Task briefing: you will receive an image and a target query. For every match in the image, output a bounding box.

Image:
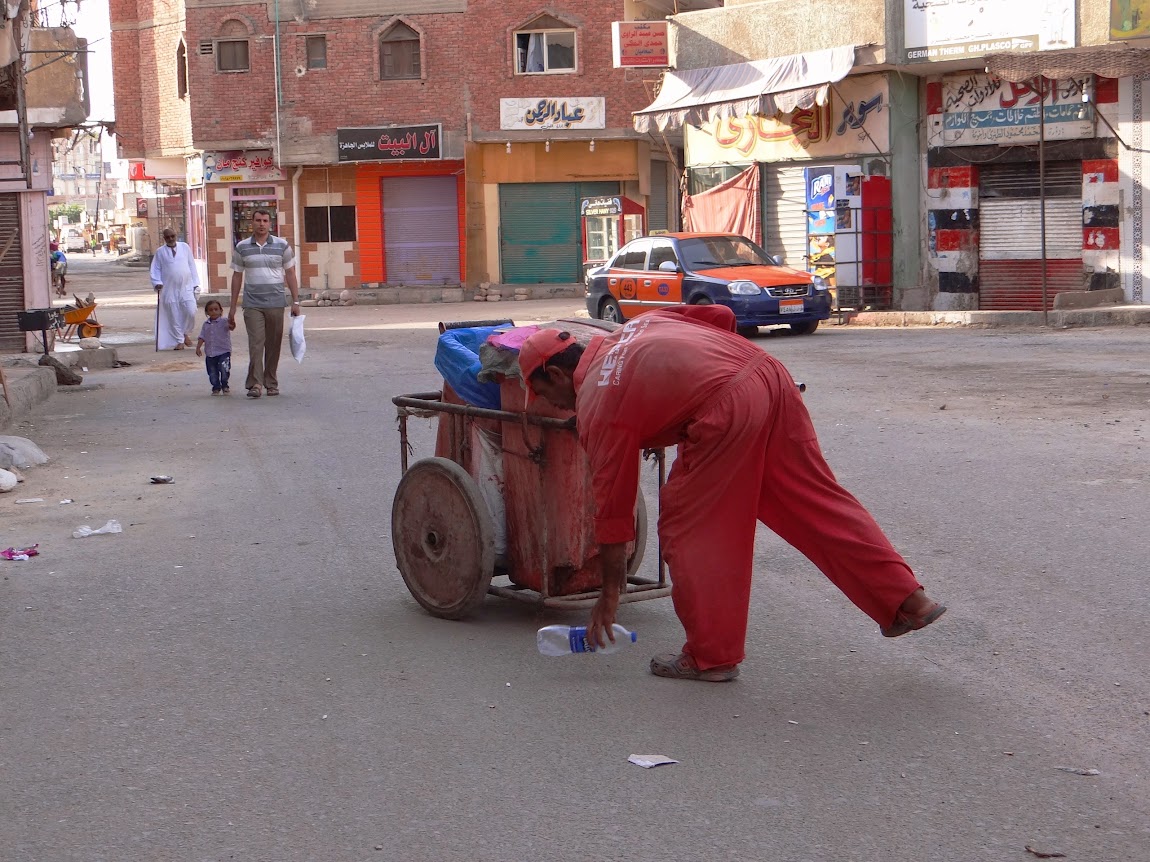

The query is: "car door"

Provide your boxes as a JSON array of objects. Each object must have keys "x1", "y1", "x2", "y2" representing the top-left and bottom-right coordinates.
[
  {"x1": 638, "y1": 239, "x2": 685, "y2": 307},
  {"x1": 606, "y1": 240, "x2": 650, "y2": 318}
]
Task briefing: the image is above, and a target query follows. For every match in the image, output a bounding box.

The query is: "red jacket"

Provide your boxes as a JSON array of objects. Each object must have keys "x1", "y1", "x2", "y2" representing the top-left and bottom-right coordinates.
[{"x1": 572, "y1": 306, "x2": 767, "y2": 543}]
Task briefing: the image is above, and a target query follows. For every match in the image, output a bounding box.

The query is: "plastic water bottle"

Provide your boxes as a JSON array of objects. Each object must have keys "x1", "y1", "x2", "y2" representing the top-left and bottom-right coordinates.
[{"x1": 536, "y1": 624, "x2": 637, "y2": 656}]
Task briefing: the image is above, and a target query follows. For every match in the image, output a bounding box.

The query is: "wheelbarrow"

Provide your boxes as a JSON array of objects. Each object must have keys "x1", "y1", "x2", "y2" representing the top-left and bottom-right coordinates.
[
  {"x1": 391, "y1": 388, "x2": 669, "y2": 620},
  {"x1": 56, "y1": 303, "x2": 102, "y2": 341}
]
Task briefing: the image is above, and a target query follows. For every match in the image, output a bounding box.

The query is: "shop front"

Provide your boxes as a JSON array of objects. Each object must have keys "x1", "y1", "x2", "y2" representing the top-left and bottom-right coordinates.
[
  {"x1": 201, "y1": 150, "x2": 287, "y2": 289},
  {"x1": 683, "y1": 72, "x2": 895, "y2": 309},
  {"x1": 925, "y1": 71, "x2": 1116, "y2": 311},
  {"x1": 580, "y1": 194, "x2": 645, "y2": 274},
  {"x1": 339, "y1": 125, "x2": 464, "y2": 287},
  {"x1": 484, "y1": 96, "x2": 648, "y2": 285}
]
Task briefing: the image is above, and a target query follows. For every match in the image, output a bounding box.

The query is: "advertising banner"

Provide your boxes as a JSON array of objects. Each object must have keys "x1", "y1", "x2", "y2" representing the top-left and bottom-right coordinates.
[
  {"x1": 685, "y1": 74, "x2": 889, "y2": 165},
  {"x1": 336, "y1": 125, "x2": 442, "y2": 162},
  {"x1": 1111, "y1": 0, "x2": 1150, "y2": 40},
  {"x1": 499, "y1": 97, "x2": 606, "y2": 131},
  {"x1": 203, "y1": 150, "x2": 284, "y2": 182},
  {"x1": 904, "y1": 0, "x2": 1074, "y2": 63},
  {"x1": 931, "y1": 73, "x2": 1095, "y2": 147}
]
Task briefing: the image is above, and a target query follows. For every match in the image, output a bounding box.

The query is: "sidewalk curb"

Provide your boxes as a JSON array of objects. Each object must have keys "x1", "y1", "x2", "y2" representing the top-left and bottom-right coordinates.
[{"x1": 835, "y1": 306, "x2": 1150, "y2": 328}]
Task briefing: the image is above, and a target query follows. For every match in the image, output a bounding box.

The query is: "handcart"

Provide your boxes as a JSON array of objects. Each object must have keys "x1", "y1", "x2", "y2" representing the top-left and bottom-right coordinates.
[
  {"x1": 392, "y1": 371, "x2": 669, "y2": 620},
  {"x1": 56, "y1": 303, "x2": 102, "y2": 341}
]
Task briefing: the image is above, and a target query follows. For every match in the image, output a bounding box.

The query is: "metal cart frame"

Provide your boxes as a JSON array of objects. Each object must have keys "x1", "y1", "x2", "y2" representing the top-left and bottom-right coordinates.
[{"x1": 392, "y1": 390, "x2": 669, "y2": 614}]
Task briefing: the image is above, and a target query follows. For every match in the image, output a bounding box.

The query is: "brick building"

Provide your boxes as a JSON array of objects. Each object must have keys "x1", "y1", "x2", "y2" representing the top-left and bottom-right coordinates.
[{"x1": 110, "y1": 0, "x2": 700, "y2": 297}]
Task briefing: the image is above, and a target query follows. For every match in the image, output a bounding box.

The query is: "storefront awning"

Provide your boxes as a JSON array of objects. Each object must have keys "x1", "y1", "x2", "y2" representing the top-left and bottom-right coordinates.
[
  {"x1": 984, "y1": 46, "x2": 1150, "y2": 83},
  {"x1": 632, "y1": 45, "x2": 856, "y2": 134}
]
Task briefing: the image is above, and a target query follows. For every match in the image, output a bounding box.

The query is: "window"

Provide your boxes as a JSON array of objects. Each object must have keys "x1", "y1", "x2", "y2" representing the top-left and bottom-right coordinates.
[
  {"x1": 615, "y1": 244, "x2": 648, "y2": 270},
  {"x1": 515, "y1": 16, "x2": 576, "y2": 74},
  {"x1": 380, "y1": 23, "x2": 420, "y2": 79},
  {"x1": 176, "y1": 41, "x2": 188, "y2": 98},
  {"x1": 648, "y1": 242, "x2": 679, "y2": 271},
  {"x1": 305, "y1": 35, "x2": 327, "y2": 70},
  {"x1": 304, "y1": 206, "x2": 357, "y2": 243},
  {"x1": 216, "y1": 20, "x2": 250, "y2": 72},
  {"x1": 217, "y1": 40, "x2": 249, "y2": 72}
]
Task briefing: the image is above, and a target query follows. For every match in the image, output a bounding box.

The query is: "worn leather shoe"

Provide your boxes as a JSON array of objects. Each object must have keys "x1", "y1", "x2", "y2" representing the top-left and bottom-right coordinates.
[
  {"x1": 650, "y1": 652, "x2": 739, "y2": 682},
  {"x1": 882, "y1": 588, "x2": 947, "y2": 638}
]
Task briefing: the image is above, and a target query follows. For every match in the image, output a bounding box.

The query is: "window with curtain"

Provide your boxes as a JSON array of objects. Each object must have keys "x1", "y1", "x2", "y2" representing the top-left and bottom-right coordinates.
[
  {"x1": 216, "y1": 21, "x2": 250, "y2": 72},
  {"x1": 380, "y1": 23, "x2": 421, "y2": 79},
  {"x1": 515, "y1": 18, "x2": 575, "y2": 74}
]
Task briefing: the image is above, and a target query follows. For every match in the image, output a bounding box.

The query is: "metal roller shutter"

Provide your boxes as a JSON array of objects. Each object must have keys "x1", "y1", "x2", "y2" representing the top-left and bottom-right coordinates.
[
  {"x1": 761, "y1": 165, "x2": 808, "y2": 269},
  {"x1": 649, "y1": 160, "x2": 669, "y2": 232},
  {"x1": 383, "y1": 176, "x2": 460, "y2": 284},
  {"x1": 979, "y1": 198, "x2": 1082, "y2": 260},
  {"x1": 978, "y1": 160, "x2": 1083, "y2": 310},
  {"x1": 0, "y1": 194, "x2": 24, "y2": 351},
  {"x1": 499, "y1": 182, "x2": 617, "y2": 283}
]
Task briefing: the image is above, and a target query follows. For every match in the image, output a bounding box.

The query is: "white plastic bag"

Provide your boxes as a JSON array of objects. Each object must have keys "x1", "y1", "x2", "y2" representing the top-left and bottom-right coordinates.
[
  {"x1": 289, "y1": 314, "x2": 306, "y2": 363},
  {"x1": 72, "y1": 519, "x2": 123, "y2": 538}
]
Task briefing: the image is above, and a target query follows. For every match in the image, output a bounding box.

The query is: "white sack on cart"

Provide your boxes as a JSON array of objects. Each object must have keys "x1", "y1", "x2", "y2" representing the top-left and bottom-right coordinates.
[{"x1": 473, "y1": 424, "x2": 507, "y2": 560}]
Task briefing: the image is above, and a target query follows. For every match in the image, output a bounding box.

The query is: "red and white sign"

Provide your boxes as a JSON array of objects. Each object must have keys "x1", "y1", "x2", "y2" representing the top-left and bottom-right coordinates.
[{"x1": 612, "y1": 21, "x2": 669, "y2": 68}]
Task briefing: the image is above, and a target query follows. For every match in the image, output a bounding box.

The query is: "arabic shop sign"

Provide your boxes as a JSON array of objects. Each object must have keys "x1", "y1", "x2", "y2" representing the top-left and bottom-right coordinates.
[
  {"x1": 500, "y1": 97, "x2": 606, "y2": 131},
  {"x1": 203, "y1": 150, "x2": 284, "y2": 183},
  {"x1": 931, "y1": 73, "x2": 1095, "y2": 147},
  {"x1": 685, "y1": 74, "x2": 890, "y2": 165},
  {"x1": 904, "y1": 0, "x2": 1075, "y2": 62},
  {"x1": 336, "y1": 125, "x2": 443, "y2": 162},
  {"x1": 581, "y1": 196, "x2": 622, "y2": 217},
  {"x1": 611, "y1": 21, "x2": 669, "y2": 68}
]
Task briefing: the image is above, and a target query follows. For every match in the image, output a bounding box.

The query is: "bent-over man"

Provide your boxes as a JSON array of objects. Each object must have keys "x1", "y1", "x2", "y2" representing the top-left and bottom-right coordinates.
[{"x1": 518, "y1": 305, "x2": 946, "y2": 682}]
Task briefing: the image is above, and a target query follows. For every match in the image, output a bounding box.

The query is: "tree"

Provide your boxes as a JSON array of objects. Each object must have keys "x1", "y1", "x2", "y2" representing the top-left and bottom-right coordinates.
[{"x1": 49, "y1": 204, "x2": 85, "y2": 225}]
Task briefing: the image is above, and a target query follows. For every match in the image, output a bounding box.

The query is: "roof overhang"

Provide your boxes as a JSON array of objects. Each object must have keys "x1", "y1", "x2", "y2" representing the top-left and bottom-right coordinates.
[
  {"x1": 984, "y1": 45, "x2": 1150, "y2": 83},
  {"x1": 633, "y1": 45, "x2": 856, "y2": 134}
]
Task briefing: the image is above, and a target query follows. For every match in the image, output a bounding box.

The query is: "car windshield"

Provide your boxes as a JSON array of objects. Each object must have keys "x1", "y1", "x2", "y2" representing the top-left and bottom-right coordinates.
[{"x1": 679, "y1": 236, "x2": 774, "y2": 270}]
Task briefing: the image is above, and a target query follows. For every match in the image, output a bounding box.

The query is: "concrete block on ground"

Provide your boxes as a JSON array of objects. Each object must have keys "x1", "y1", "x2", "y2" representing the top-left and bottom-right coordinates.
[
  {"x1": 441, "y1": 288, "x2": 465, "y2": 303},
  {"x1": 1052, "y1": 287, "x2": 1125, "y2": 310},
  {"x1": 0, "y1": 367, "x2": 56, "y2": 429}
]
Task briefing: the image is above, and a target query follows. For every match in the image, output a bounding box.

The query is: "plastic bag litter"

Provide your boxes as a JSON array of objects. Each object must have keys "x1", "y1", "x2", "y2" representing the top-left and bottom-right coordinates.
[
  {"x1": 289, "y1": 314, "x2": 306, "y2": 363},
  {"x1": 72, "y1": 519, "x2": 122, "y2": 538},
  {"x1": 2, "y1": 544, "x2": 39, "y2": 560}
]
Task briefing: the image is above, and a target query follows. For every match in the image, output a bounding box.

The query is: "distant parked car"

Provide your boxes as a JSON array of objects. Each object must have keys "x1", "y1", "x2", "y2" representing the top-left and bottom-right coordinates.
[
  {"x1": 585, "y1": 232, "x2": 832, "y2": 336},
  {"x1": 63, "y1": 233, "x2": 87, "y2": 253}
]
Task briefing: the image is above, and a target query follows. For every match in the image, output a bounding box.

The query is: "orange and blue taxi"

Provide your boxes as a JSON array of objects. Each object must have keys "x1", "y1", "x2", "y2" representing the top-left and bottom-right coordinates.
[{"x1": 585, "y1": 233, "x2": 831, "y2": 335}]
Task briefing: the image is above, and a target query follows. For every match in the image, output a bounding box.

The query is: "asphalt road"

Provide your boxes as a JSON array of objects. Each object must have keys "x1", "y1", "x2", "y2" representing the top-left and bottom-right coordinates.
[{"x1": 2, "y1": 257, "x2": 1148, "y2": 861}]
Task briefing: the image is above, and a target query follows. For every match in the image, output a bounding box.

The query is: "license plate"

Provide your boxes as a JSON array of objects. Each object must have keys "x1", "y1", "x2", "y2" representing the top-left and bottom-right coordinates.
[{"x1": 779, "y1": 299, "x2": 804, "y2": 314}]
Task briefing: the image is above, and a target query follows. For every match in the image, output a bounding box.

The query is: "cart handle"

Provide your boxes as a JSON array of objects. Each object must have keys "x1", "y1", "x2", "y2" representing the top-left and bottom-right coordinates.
[{"x1": 392, "y1": 392, "x2": 577, "y2": 431}]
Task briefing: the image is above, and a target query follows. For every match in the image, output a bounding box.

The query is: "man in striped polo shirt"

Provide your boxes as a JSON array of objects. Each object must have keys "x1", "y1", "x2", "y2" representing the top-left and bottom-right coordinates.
[{"x1": 227, "y1": 209, "x2": 300, "y2": 398}]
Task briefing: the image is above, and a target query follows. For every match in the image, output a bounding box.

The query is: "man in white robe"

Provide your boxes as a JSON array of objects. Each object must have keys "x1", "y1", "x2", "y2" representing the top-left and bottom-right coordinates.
[{"x1": 150, "y1": 229, "x2": 201, "y2": 350}]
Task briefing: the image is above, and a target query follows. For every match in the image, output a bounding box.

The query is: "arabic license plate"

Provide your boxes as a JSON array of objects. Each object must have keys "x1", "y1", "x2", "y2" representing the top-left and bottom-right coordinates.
[{"x1": 779, "y1": 299, "x2": 804, "y2": 314}]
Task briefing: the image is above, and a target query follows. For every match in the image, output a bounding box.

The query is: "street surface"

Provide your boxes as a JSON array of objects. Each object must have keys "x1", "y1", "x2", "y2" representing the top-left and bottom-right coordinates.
[{"x1": 2, "y1": 256, "x2": 1149, "y2": 861}]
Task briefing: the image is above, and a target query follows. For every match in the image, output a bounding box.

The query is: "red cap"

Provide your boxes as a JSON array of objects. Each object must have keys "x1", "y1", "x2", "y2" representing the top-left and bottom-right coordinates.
[{"x1": 518, "y1": 329, "x2": 574, "y2": 400}]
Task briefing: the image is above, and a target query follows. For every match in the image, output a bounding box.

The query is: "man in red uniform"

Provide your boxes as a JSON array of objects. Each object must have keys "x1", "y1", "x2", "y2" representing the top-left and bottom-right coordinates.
[{"x1": 519, "y1": 306, "x2": 945, "y2": 681}]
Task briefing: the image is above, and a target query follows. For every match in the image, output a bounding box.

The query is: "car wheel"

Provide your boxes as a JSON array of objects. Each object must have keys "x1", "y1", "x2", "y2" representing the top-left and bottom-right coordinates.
[
  {"x1": 599, "y1": 296, "x2": 623, "y2": 323},
  {"x1": 690, "y1": 295, "x2": 714, "y2": 305},
  {"x1": 789, "y1": 320, "x2": 819, "y2": 336}
]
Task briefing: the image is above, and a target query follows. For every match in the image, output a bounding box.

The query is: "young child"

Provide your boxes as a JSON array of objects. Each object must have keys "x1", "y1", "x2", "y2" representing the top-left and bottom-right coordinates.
[{"x1": 195, "y1": 300, "x2": 232, "y2": 395}]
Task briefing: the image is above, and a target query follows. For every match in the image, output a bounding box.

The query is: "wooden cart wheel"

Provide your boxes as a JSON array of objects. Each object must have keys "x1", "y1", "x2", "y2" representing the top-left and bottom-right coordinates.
[
  {"x1": 627, "y1": 495, "x2": 648, "y2": 577},
  {"x1": 392, "y1": 457, "x2": 495, "y2": 619}
]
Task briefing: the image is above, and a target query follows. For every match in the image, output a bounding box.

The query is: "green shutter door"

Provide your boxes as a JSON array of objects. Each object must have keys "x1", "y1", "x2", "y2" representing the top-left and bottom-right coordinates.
[{"x1": 499, "y1": 182, "x2": 619, "y2": 283}]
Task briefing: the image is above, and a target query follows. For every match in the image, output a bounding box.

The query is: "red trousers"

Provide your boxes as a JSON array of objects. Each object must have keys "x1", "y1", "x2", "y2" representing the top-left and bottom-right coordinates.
[{"x1": 658, "y1": 355, "x2": 921, "y2": 670}]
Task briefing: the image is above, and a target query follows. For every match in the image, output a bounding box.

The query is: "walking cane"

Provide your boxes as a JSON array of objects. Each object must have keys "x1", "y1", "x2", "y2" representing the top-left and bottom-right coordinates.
[{"x1": 154, "y1": 288, "x2": 160, "y2": 352}]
